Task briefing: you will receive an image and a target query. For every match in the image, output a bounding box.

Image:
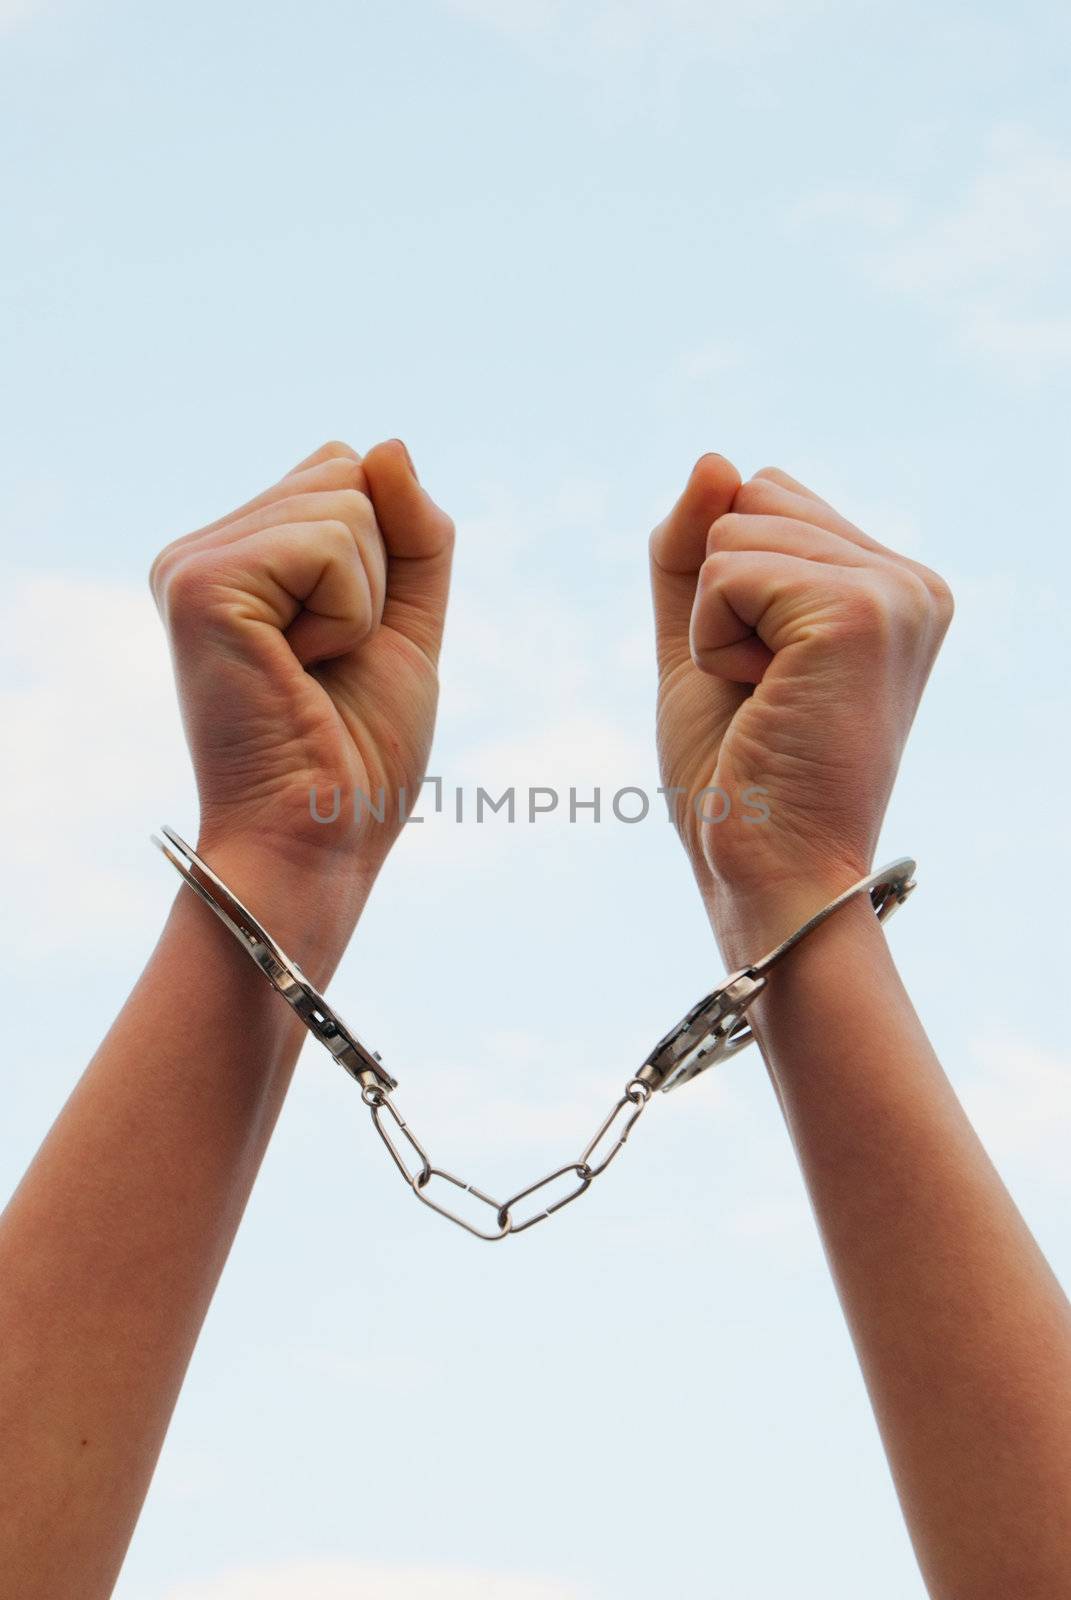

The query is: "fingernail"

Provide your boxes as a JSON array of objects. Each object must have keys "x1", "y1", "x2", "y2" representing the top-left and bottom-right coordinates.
[{"x1": 390, "y1": 438, "x2": 419, "y2": 481}]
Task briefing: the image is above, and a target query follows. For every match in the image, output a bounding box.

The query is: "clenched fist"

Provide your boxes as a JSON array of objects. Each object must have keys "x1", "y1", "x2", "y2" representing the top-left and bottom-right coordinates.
[
  {"x1": 650, "y1": 454, "x2": 953, "y2": 950},
  {"x1": 150, "y1": 439, "x2": 454, "y2": 932}
]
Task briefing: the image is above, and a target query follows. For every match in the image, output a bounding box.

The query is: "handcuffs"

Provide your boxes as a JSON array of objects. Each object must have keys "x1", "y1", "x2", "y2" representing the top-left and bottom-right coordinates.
[{"x1": 153, "y1": 825, "x2": 916, "y2": 1240}]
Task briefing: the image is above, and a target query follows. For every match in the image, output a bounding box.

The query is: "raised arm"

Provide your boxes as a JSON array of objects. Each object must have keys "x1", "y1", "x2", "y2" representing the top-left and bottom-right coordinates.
[
  {"x1": 0, "y1": 439, "x2": 454, "y2": 1600},
  {"x1": 650, "y1": 454, "x2": 1071, "y2": 1599}
]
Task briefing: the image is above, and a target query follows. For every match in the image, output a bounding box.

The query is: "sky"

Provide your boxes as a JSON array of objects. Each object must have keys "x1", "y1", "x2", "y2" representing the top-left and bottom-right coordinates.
[{"x1": 1, "y1": 1, "x2": 1070, "y2": 1596}]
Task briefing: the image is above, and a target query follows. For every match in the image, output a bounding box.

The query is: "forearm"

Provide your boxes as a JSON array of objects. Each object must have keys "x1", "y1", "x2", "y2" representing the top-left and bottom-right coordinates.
[
  {"x1": 0, "y1": 842, "x2": 367, "y2": 1600},
  {"x1": 711, "y1": 887, "x2": 1071, "y2": 1599}
]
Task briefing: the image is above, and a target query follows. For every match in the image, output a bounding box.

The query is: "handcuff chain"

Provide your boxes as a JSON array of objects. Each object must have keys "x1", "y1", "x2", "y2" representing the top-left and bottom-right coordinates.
[
  {"x1": 152, "y1": 827, "x2": 916, "y2": 1242},
  {"x1": 361, "y1": 1076, "x2": 653, "y2": 1241}
]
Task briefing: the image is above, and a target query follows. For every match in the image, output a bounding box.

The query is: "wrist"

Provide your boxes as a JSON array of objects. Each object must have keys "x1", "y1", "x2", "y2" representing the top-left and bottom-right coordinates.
[
  {"x1": 191, "y1": 831, "x2": 375, "y2": 987},
  {"x1": 723, "y1": 889, "x2": 896, "y2": 1069},
  {"x1": 702, "y1": 861, "x2": 875, "y2": 971}
]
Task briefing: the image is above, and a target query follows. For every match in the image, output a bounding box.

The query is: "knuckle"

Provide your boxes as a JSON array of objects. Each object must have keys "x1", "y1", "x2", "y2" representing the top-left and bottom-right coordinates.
[
  {"x1": 828, "y1": 581, "x2": 892, "y2": 638},
  {"x1": 831, "y1": 570, "x2": 933, "y2": 642},
  {"x1": 699, "y1": 547, "x2": 734, "y2": 586},
  {"x1": 732, "y1": 478, "x2": 777, "y2": 515},
  {"x1": 894, "y1": 566, "x2": 938, "y2": 620},
  {"x1": 319, "y1": 517, "x2": 360, "y2": 556},
  {"x1": 315, "y1": 456, "x2": 364, "y2": 490},
  {"x1": 330, "y1": 487, "x2": 376, "y2": 532},
  {"x1": 317, "y1": 438, "x2": 360, "y2": 462},
  {"x1": 156, "y1": 552, "x2": 216, "y2": 626},
  {"x1": 918, "y1": 564, "x2": 955, "y2": 625},
  {"x1": 705, "y1": 512, "x2": 745, "y2": 553},
  {"x1": 148, "y1": 546, "x2": 173, "y2": 601}
]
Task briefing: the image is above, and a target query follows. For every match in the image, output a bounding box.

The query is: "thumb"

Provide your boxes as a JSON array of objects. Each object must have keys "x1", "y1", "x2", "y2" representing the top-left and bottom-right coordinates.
[
  {"x1": 361, "y1": 439, "x2": 455, "y2": 664},
  {"x1": 649, "y1": 453, "x2": 741, "y2": 673}
]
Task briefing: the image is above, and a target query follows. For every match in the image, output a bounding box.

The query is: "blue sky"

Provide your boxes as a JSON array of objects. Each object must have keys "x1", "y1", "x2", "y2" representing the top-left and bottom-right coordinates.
[{"x1": 2, "y1": 2, "x2": 1070, "y2": 1597}]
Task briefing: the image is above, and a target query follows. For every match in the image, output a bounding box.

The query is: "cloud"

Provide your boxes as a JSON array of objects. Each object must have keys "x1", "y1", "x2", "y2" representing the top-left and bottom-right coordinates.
[
  {"x1": 791, "y1": 189, "x2": 910, "y2": 234},
  {"x1": 721, "y1": 1193, "x2": 807, "y2": 1241},
  {"x1": 438, "y1": 475, "x2": 628, "y2": 721},
  {"x1": 0, "y1": 0, "x2": 43, "y2": 28},
  {"x1": 380, "y1": 1021, "x2": 735, "y2": 1158},
  {"x1": 445, "y1": 0, "x2": 798, "y2": 46},
  {"x1": 439, "y1": 0, "x2": 821, "y2": 103},
  {"x1": 154, "y1": 1561, "x2": 594, "y2": 1600},
  {"x1": 793, "y1": 125, "x2": 1071, "y2": 376},
  {"x1": 671, "y1": 340, "x2": 743, "y2": 385},
  {"x1": 457, "y1": 713, "x2": 653, "y2": 807},
  {"x1": 388, "y1": 473, "x2": 657, "y2": 868},
  {"x1": 959, "y1": 1034, "x2": 1071, "y2": 1188},
  {"x1": 0, "y1": 468, "x2": 653, "y2": 957},
  {"x1": 879, "y1": 125, "x2": 1071, "y2": 296},
  {"x1": 961, "y1": 305, "x2": 1071, "y2": 366},
  {"x1": 0, "y1": 571, "x2": 193, "y2": 960}
]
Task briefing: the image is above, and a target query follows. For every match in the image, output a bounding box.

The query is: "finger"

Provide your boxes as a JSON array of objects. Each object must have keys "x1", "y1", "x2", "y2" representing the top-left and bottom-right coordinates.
[
  {"x1": 283, "y1": 439, "x2": 362, "y2": 477},
  {"x1": 708, "y1": 511, "x2": 878, "y2": 569},
  {"x1": 690, "y1": 548, "x2": 860, "y2": 683},
  {"x1": 163, "y1": 520, "x2": 380, "y2": 668},
  {"x1": 738, "y1": 471, "x2": 899, "y2": 558},
  {"x1": 649, "y1": 453, "x2": 741, "y2": 670},
  {"x1": 689, "y1": 567, "x2": 775, "y2": 684},
  {"x1": 152, "y1": 489, "x2": 387, "y2": 626},
  {"x1": 361, "y1": 439, "x2": 455, "y2": 664},
  {"x1": 160, "y1": 451, "x2": 369, "y2": 562},
  {"x1": 749, "y1": 465, "x2": 827, "y2": 504},
  {"x1": 740, "y1": 470, "x2": 952, "y2": 600},
  {"x1": 651, "y1": 453, "x2": 743, "y2": 574}
]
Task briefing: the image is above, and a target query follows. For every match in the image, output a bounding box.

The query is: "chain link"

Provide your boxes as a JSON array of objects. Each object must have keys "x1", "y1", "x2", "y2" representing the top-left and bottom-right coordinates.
[
  {"x1": 361, "y1": 1076, "x2": 654, "y2": 1241},
  {"x1": 153, "y1": 830, "x2": 917, "y2": 1241}
]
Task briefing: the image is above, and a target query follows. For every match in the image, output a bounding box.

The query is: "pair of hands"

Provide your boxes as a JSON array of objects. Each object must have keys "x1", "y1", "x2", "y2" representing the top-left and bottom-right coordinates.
[{"x1": 150, "y1": 439, "x2": 952, "y2": 958}]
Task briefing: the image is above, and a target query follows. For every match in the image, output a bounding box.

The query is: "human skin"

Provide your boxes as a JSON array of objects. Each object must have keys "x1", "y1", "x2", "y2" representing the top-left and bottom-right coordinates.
[
  {"x1": 1, "y1": 441, "x2": 1068, "y2": 1600},
  {"x1": 0, "y1": 438, "x2": 454, "y2": 1600},
  {"x1": 650, "y1": 454, "x2": 1071, "y2": 1598}
]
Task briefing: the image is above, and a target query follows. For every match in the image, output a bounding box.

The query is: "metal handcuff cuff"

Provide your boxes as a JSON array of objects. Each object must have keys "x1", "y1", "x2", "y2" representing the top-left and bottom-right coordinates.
[{"x1": 153, "y1": 826, "x2": 916, "y2": 1241}]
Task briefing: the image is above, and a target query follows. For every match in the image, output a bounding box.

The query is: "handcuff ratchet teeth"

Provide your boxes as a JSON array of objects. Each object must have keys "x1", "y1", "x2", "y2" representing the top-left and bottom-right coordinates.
[
  {"x1": 637, "y1": 859, "x2": 916, "y2": 1094},
  {"x1": 153, "y1": 826, "x2": 915, "y2": 1238},
  {"x1": 152, "y1": 825, "x2": 396, "y2": 1094}
]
